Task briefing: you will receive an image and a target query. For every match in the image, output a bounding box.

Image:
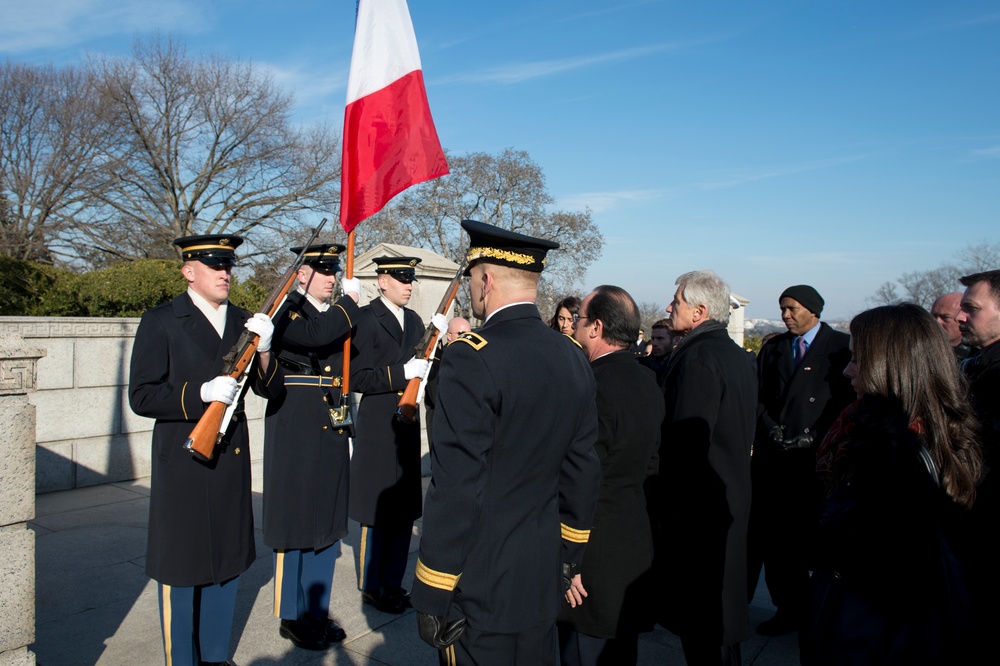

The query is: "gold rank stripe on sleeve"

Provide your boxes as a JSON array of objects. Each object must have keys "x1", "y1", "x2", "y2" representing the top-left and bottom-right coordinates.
[
  {"x1": 561, "y1": 523, "x2": 591, "y2": 544},
  {"x1": 415, "y1": 558, "x2": 462, "y2": 591},
  {"x1": 180, "y1": 382, "x2": 189, "y2": 421},
  {"x1": 453, "y1": 331, "x2": 488, "y2": 350},
  {"x1": 332, "y1": 303, "x2": 353, "y2": 328}
]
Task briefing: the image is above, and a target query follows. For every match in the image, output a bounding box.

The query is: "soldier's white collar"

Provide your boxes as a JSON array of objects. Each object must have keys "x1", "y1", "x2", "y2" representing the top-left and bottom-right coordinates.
[
  {"x1": 297, "y1": 286, "x2": 330, "y2": 312},
  {"x1": 187, "y1": 288, "x2": 228, "y2": 338}
]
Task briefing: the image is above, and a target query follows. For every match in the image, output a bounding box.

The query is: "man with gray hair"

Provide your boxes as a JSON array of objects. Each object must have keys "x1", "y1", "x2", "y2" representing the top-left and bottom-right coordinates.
[{"x1": 655, "y1": 270, "x2": 756, "y2": 666}]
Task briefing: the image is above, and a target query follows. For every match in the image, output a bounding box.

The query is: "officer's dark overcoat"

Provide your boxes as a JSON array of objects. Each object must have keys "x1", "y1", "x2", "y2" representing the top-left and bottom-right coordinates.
[
  {"x1": 128, "y1": 293, "x2": 280, "y2": 586},
  {"x1": 260, "y1": 291, "x2": 360, "y2": 550},
  {"x1": 349, "y1": 297, "x2": 424, "y2": 526}
]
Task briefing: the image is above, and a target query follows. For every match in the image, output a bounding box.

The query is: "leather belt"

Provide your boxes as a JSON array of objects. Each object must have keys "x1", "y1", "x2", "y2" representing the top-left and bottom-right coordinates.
[{"x1": 284, "y1": 374, "x2": 343, "y2": 388}]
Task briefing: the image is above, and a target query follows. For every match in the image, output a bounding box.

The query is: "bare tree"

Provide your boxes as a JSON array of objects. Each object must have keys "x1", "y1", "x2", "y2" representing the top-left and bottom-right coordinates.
[
  {"x1": 637, "y1": 301, "x2": 667, "y2": 337},
  {"x1": 0, "y1": 61, "x2": 112, "y2": 264},
  {"x1": 356, "y1": 148, "x2": 604, "y2": 308},
  {"x1": 69, "y1": 35, "x2": 341, "y2": 266},
  {"x1": 869, "y1": 241, "x2": 1000, "y2": 308}
]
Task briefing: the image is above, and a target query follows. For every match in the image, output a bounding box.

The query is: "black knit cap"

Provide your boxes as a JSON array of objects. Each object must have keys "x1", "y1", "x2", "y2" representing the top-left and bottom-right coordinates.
[
  {"x1": 173, "y1": 234, "x2": 242, "y2": 267},
  {"x1": 291, "y1": 243, "x2": 345, "y2": 273},
  {"x1": 780, "y1": 284, "x2": 824, "y2": 316},
  {"x1": 460, "y1": 219, "x2": 559, "y2": 276}
]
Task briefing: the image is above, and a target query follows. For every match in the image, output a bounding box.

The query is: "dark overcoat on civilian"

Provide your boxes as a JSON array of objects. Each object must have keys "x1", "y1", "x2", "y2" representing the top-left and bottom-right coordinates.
[
  {"x1": 657, "y1": 320, "x2": 756, "y2": 645},
  {"x1": 259, "y1": 291, "x2": 360, "y2": 550},
  {"x1": 128, "y1": 293, "x2": 280, "y2": 586},
  {"x1": 349, "y1": 297, "x2": 424, "y2": 527},
  {"x1": 559, "y1": 350, "x2": 663, "y2": 638}
]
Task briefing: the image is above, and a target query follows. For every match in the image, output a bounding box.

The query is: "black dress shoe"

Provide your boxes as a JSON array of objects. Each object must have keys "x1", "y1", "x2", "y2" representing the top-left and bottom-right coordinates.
[
  {"x1": 280, "y1": 618, "x2": 329, "y2": 650},
  {"x1": 361, "y1": 589, "x2": 406, "y2": 614},
  {"x1": 756, "y1": 610, "x2": 798, "y2": 636},
  {"x1": 199, "y1": 661, "x2": 237, "y2": 666},
  {"x1": 386, "y1": 587, "x2": 413, "y2": 609},
  {"x1": 321, "y1": 617, "x2": 347, "y2": 643}
]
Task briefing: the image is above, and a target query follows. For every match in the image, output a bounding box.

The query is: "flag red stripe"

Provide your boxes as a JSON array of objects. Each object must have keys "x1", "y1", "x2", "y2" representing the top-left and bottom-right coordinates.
[{"x1": 340, "y1": 70, "x2": 449, "y2": 233}]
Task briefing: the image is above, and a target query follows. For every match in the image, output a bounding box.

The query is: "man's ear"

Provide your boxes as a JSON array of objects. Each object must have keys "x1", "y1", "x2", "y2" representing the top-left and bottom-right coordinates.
[
  {"x1": 590, "y1": 318, "x2": 604, "y2": 339},
  {"x1": 181, "y1": 263, "x2": 194, "y2": 284}
]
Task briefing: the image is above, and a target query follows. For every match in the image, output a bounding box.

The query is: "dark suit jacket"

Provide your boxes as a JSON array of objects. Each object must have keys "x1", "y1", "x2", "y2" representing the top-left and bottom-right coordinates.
[
  {"x1": 260, "y1": 291, "x2": 360, "y2": 550},
  {"x1": 559, "y1": 350, "x2": 663, "y2": 638},
  {"x1": 128, "y1": 292, "x2": 280, "y2": 586},
  {"x1": 658, "y1": 321, "x2": 756, "y2": 645},
  {"x1": 412, "y1": 304, "x2": 601, "y2": 633},
  {"x1": 349, "y1": 297, "x2": 424, "y2": 526}
]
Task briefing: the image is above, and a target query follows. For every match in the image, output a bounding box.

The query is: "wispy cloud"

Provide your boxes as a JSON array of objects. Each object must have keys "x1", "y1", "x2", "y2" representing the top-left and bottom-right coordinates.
[
  {"x1": 557, "y1": 154, "x2": 871, "y2": 215},
  {"x1": 437, "y1": 42, "x2": 684, "y2": 85},
  {"x1": 905, "y1": 10, "x2": 1000, "y2": 38},
  {"x1": 558, "y1": 189, "x2": 665, "y2": 213},
  {"x1": 261, "y1": 60, "x2": 348, "y2": 112},
  {"x1": 971, "y1": 144, "x2": 1000, "y2": 159},
  {"x1": 0, "y1": 0, "x2": 209, "y2": 54},
  {"x1": 680, "y1": 154, "x2": 871, "y2": 192}
]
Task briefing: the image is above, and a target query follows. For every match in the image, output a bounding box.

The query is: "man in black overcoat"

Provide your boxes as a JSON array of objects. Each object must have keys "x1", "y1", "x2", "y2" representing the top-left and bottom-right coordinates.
[
  {"x1": 349, "y1": 256, "x2": 430, "y2": 614},
  {"x1": 748, "y1": 285, "x2": 852, "y2": 635},
  {"x1": 657, "y1": 269, "x2": 756, "y2": 666},
  {"x1": 558, "y1": 285, "x2": 663, "y2": 666},
  {"x1": 956, "y1": 270, "x2": 1000, "y2": 655},
  {"x1": 412, "y1": 220, "x2": 601, "y2": 665},
  {"x1": 258, "y1": 243, "x2": 361, "y2": 649},
  {"x1": 128, "y1": 234, "x2": 279, "y2": 666}
]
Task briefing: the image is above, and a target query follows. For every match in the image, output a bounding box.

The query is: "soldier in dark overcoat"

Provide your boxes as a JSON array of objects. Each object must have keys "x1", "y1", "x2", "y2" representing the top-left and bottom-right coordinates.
[
  {"x1": 656, "y1": 270, "x2": 756, "y2": 666},
  {"x1": 257, "y1": 243, "x2": 361, "y2": 650},
  {"x1": 128, "y1": 234, "x2": 279, "y2": 666},
  {"x1": 349, "y1": 256, "x2": 429, "y2": 614},
  {"x1": 412, "y1": 221, "x2": 602, "y2": 665},
  {"x1": 558, "y1": 286, "x2": 664, "y2": 666}
]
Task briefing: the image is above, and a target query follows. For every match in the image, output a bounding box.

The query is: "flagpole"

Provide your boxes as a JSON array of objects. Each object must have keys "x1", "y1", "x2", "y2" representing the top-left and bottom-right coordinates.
[{"x1": 341, "y1": 230, "x2": 356, "y2": 395}]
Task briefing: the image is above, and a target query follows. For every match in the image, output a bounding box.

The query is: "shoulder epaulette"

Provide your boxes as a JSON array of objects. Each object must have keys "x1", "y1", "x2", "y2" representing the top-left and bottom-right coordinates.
[
  {"x1": 453, "y1": 331, "x2": 488, "y2": 350},
  {"x1": 564, "y1": 333, "x2": 582, "y2": 349}
]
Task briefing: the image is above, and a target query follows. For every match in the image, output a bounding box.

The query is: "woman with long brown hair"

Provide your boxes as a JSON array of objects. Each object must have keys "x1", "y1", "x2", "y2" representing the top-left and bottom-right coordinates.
[{"x1": 804, "y1": 303, "x2": 982, "y2": 665}]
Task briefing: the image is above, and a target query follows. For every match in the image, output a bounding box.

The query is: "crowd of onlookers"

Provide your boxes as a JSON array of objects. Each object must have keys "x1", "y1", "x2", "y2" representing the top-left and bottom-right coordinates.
[{"x1": 549, "y1": 270, "x2": 999, "y2": 666}]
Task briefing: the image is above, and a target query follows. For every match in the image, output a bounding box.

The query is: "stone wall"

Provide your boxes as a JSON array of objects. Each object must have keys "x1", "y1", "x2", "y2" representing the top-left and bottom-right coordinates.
[
  {"x1": 0, "y1": 248, "x2": 458, "y2": 494},
  {"x1": 0, "y1": 334, "x2": 43, "y2": 664}
]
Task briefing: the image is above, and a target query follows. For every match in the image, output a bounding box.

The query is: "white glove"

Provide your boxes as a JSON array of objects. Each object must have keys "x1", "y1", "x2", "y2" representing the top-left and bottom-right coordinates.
[
  {"x1": 201, "y1": 376, "x2": 239, "y2": 404},
  {"x1": 341, "y1": 277, "x2": 361, "y2": 300},
  {"x1": 403, "y1": 357, "x2": 431, "y2": 380},
  {"x1": 244, "y1": 313, "x2": 274, "y2": 352},
  {"x1": 432, "y1": 313, "x2": 448, "y2": 334}
]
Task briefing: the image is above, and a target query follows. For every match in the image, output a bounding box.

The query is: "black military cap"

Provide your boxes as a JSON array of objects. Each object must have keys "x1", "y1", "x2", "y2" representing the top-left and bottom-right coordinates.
[
  {"x1": 460, "y1": 219, "x2": 559, "y2": 275},
  {"x1": 291, "y1": 243, "x2": 345, "y2": 273},
  {"x1": 372, "y1": 256, "x2": 421, "y2": 283},
  {"x1": 173, "y1": 234, "x2": 243, "y2": 267}
]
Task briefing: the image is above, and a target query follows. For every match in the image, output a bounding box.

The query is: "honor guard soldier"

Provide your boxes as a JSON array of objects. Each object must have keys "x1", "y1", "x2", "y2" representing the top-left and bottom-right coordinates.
[
  {"x1": 349, "y1": 256, "x2": 430, "y2": 614},
  {"x1": 128, "y1": 234, "x2": 278, "y2": 666},
  {"x1": 412, "y1": 220, "x2": 602, "y2": 664},
  {"x1": 257, "y1": 243, "x2": 362, "y2": 650}
]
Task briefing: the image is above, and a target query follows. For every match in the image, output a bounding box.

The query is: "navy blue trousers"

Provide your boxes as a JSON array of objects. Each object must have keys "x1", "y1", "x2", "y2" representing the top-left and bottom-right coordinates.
[
  {"x1": 273, "y1": 543, "x2": 339, "y2": 620},
  {"x1": 158, "y1": 577, "x2": 239, "y2": 665}
]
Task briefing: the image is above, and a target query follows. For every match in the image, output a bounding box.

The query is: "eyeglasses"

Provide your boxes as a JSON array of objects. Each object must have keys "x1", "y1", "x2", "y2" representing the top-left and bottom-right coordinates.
[{"x1": 571, "y1": 313, "x2": 591, "y2": 326}]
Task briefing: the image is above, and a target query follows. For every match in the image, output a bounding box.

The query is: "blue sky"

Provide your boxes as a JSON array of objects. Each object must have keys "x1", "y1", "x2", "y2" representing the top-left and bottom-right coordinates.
[{"x1": 3, "y1": 0, "x2": 998, "y2": 320}]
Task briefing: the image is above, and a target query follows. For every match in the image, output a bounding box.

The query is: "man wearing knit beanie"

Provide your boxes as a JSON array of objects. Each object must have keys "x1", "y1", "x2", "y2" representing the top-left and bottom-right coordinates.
[{"x1": 747, "y1": 284, "x2": 853, "y2": 636}]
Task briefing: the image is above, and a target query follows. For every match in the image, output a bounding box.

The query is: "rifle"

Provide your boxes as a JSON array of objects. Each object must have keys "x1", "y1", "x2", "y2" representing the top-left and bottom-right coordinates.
[
  {"x1": 183, "y1": 219, "x2": 328, "y2": 461},
  {"x1": 395, "y1": 257, "x2": 468, "y2": 423}
]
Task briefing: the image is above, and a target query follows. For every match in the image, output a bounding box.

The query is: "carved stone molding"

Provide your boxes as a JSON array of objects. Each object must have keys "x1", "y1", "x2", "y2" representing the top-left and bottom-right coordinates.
[
  {"x1": 0, "y1": 317, "x2": 141, "y2": 339},
  {"x1": 0, "y1": 334, "x2": 46, "y2": 396}
]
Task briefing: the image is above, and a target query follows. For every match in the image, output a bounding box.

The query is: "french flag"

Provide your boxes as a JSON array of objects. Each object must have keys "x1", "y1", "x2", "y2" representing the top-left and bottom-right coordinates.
[{"x1": 340, "y1": 0, "x2": 449, "y2": 233}]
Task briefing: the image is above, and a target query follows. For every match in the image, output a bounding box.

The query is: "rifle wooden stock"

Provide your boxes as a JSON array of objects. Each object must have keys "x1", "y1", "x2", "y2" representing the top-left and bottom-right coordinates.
[
  {"x1": 396, "y1": 257, "x2": 468, "y2": 423},
  {"x1": 183, "y1": 219, "x2": 328, "y2": 461}
]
